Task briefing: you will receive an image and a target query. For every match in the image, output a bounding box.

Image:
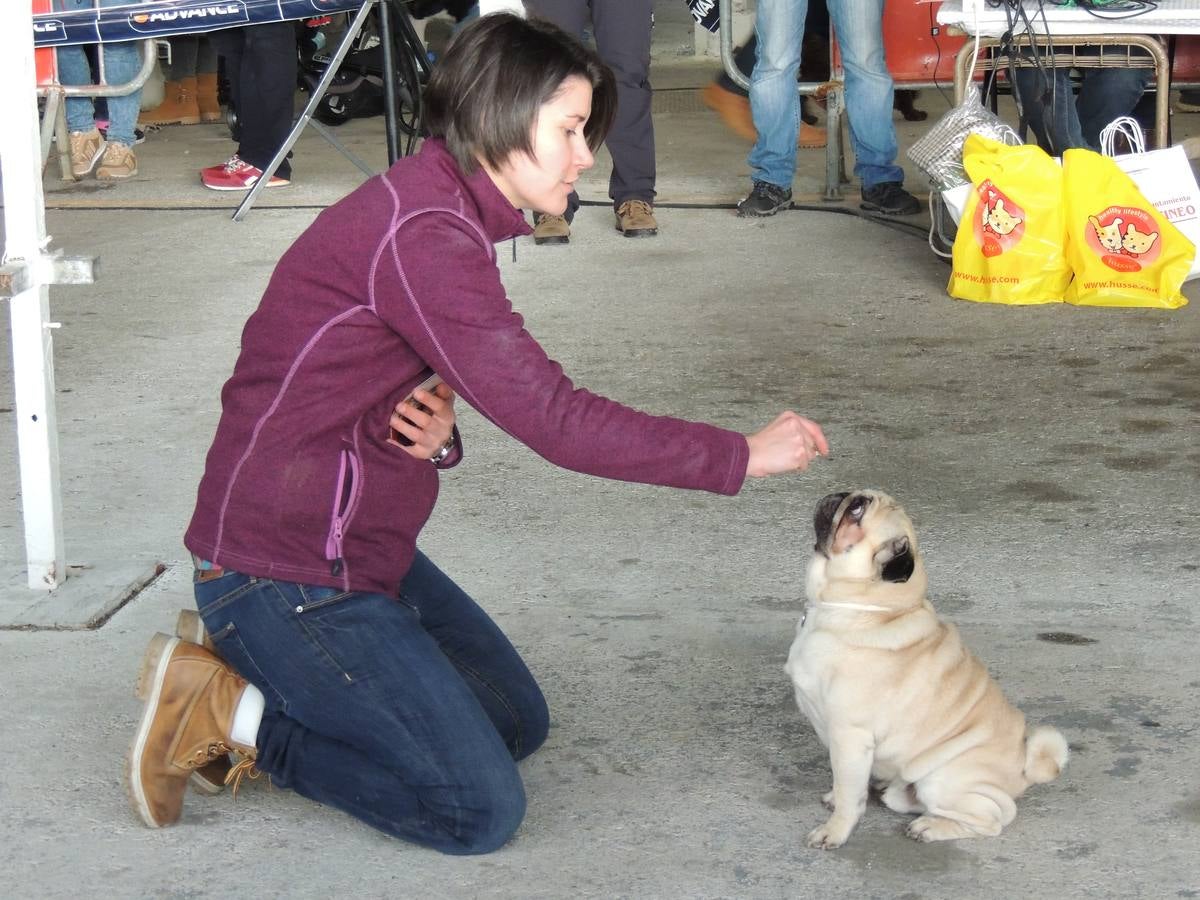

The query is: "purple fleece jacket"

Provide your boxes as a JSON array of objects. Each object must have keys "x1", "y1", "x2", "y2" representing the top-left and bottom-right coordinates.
[{"x1": 185, "y1": 139, "x2": 749, "y2": 595}]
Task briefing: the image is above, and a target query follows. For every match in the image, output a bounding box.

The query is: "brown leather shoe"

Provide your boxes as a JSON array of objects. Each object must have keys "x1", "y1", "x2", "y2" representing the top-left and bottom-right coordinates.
[
  {"x1": 798, "y1": 122, "x2": 827, "y2": 149},
  {"x1": 701, "y1": 82, "x2": 755, "y2": 141},
  {"x1": 138, "y1": 77, "x2": 201, "y2": 127},
  {"x1": 174, "y1": 609, "x2": 231, "y2": 794},
  {"x1": 533, "y1": 213, "x2": 570, "y2": 245},
  {"x1": 196, "y1": 72, "x2": 222, "y2": 123},
  {"x1": 702, "y1": 82, "x2": 826, "y2": 148},
  {"x1": 615, "y1": 200, "x2": 658, "y2": 238},
  {"x1": 68, "y1": 128, "x2": 105, "y2": 178},
  {"x1": 95, "y1": 142, "x2": 137, "y2": 180},
  {"x1": 127, "y1": 633, "x2": 256, "y2": 827}
]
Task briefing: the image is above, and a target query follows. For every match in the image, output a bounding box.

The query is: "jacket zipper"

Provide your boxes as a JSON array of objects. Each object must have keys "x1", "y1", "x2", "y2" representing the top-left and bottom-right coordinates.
[{"x1": 325, "y1": 448, "x2": 362, "y2": 583}]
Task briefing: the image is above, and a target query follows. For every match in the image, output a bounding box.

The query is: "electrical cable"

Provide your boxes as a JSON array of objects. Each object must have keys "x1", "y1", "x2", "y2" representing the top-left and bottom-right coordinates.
[{"x1": 48, "y1": 200, "x2": 936, "y2": 241}]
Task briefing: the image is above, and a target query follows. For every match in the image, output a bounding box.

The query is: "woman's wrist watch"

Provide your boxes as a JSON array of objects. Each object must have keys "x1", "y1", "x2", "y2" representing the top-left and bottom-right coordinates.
[{"x1": 430, "y1": 437, "x2": 455, "y2": 465}]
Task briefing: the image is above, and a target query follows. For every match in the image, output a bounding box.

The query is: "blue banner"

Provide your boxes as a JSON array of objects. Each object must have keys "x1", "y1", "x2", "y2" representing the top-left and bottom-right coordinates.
[
  {"x1": 686, "y1": 0, "x2": 719, "y2": 34},
  {"x1": 32, "y1": 0, "x2": 367, "y2": 47}
]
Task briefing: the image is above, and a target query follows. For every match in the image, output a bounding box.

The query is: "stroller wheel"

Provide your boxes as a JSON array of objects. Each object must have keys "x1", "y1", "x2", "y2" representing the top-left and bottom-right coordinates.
[{"x1": 315, "y1": 94, "x2": 354, "y2": 126}]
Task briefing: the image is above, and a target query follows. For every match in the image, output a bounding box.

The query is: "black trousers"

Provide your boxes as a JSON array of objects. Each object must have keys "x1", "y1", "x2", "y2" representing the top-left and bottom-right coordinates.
[
  {"x1": 209, "y1": 23, "x2": 297, "y2": 178},
  {"x1": 525, "y1": 0, "x2": 655, "y2": 217}
]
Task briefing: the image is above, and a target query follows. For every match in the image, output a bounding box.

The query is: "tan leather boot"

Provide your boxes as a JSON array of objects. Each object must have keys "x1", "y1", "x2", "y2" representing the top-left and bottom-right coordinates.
[
  {"x1": 138, "y1": 77, "x2": 201, "y2": 126},
  {"x1": 127, "y1": 633, "x2": 256, "y2": 827},
  {"x1": 533, "y1": 213, "x2": 570, "y2": 245},
  {"x1": 615, "y1": 200, "x2": 658, "y2": 238},
  {"x1": 196, "y1": 72, "x2": 222, "y2": 123},
  {"x1": 174, "y1": 609, "x2": 232, "y2": 795}
]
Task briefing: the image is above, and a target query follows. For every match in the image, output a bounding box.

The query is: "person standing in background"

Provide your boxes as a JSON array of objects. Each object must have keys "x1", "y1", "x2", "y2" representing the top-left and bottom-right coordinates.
[
  {"x1": 201, "y1": 23, "x2": 297, "y2": 191},
  {"x1": 139, "y1": 35, "x2": 221, "y2": 128},
  {"x1": 56, "y1": 0, "x2": 142, "y2": 180},
  {"x1": 524, "y1": 0, "x2": 660, "y2": 244}
]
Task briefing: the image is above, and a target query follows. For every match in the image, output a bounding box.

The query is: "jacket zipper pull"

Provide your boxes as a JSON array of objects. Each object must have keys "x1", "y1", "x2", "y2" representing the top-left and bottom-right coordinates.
[{"x1": 331, "y1": 557, "x2": 344, "y2": 576}]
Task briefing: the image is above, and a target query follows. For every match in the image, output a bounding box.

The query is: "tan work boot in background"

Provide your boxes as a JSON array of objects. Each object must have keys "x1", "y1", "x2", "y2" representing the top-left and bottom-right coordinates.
[
  {"x1": 96, "y1": 142, "x2": 137, "y2": 180},
  {"x1": 196, "y1": 72, "x2": 222, "y2": 123},
  {"x1": 139, "y1": 77, "x2": 201, "y2": 126},
  {"x1": 701, "y1": 82, "x2": 826, "y2": 149},
  {"x1": 68, "y1": 128, "x2": 105, "y2": 178},
  {"x1": 533, "y1": 213, "x2": 570, "y2": 245},
  {"x1": 174, "y1": 609, "x2": 232, "y2": 794},
  {"x1": 126, "y1": 633, "x2": 257, "y2": 827},
  {"x1": 615, "y1": 200, "x2": 658, "y2": 238},
  {"x1": 701, "y1": 82, "x2": 755, "y2": 141}
]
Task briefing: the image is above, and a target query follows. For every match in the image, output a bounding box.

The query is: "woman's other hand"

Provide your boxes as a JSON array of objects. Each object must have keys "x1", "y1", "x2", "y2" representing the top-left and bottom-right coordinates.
[
  {"x1": 745, "y1": 412, "x2": 829, "y2": 477},
  {"x1": 388, "y1": 383, "x2": 457, "y2": 460}
]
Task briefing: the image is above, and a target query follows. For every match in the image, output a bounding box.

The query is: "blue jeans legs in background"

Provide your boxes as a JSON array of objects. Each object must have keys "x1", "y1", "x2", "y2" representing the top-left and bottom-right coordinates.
[
  {"x1": 827, "y1": 0, "x2": 903, "y2": 187},
  {"x1": 748, "y1": 0, "x2": 808, "y2": 188},
  {"x1": 748, "y1": 0, "x2": 902, "y2": 189},
  {"x1": 1015, "y1": 66, "x2": 1152, "y2": 152},
  {"x1": 55, "y1": 0, "x2": 142, "y2": 145},
  {"x1": 193, "y1": 551, "x2": 549, "y2": 854}
]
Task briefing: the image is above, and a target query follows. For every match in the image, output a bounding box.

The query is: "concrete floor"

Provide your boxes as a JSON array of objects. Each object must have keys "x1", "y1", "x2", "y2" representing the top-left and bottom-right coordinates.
[{"x1": 3, "y1": 40, "x2": 1200, "y2": 900}]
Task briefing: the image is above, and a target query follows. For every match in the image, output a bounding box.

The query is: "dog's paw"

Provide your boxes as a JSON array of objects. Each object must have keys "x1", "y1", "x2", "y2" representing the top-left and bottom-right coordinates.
[
  {"x1": 806, "y1": 819, "x2": 851, "y2": 850},
  {"x1": 906, "y1": 815, "x2": 975, "y2": 843},
  {"x1": 821, "y1": 790, "x2": 835, "y2": 811}
]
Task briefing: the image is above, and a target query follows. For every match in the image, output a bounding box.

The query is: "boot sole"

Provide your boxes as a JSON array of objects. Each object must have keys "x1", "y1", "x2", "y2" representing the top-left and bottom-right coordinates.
[
  {"x1": 860, "y1": 202, "x2": 920, "y2": 217},
  {"x1": 127, "y1": 632, "x2": 181, "y2": 827},
  {"x1": 139, "y1": 116, "x2": 201, "y2": 126},
  {"x1": 175, "y1": 608, "x2": 205, "y2": 645},
  {"x1": 533, "y1": 235, "x2": 569, "y2": 245},
  {"x1": 736, "y1": 202, "x2": 792, "y2": 218}
]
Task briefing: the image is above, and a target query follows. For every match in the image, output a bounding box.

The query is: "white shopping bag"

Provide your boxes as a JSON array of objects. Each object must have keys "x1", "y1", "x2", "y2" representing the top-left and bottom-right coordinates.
[
  {"x1": 941, "y1": 182, "x2": 972, "y2": 226},
  {"x1": 1101, "y1": 118, "x2": 1200, "y2": 281}
]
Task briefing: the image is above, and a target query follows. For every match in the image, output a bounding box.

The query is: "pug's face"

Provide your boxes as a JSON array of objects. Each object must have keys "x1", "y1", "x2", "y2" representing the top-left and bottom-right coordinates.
[{"x1": 806, "y1": 490, "x2": 921, "y2": 598}]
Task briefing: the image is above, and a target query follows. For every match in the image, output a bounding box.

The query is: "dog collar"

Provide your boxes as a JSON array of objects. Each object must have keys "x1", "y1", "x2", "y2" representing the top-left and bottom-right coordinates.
[{"x1": 812, "y1": 601, "x2": 892, "y2": 613}]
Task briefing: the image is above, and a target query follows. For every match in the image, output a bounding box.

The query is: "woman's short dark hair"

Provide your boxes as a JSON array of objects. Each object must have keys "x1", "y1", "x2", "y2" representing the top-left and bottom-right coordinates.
[{"x1": 423, "y1": 13, "x2": 617, "y2": 175}]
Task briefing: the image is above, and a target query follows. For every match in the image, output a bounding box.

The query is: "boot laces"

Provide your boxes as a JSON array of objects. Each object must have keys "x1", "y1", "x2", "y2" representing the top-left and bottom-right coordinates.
[
  {"x1": 620, "y1": 199, "x2": 652, "y2": 218},
  {"x1": 191, "y1": 740, "x2": 233, "y2": 767},
  {"x1": 224, "y1": 755, "x2": 265, "y2": 799}
]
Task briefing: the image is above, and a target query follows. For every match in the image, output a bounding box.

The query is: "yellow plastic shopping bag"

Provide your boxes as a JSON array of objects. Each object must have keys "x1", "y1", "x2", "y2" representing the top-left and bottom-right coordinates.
[
  {"x1": 1062, "y1": 148, "x2": 1192, "y2": 309},
  {"x1": 948, "y1": 135, "x2": 1072, "y2": 305}
]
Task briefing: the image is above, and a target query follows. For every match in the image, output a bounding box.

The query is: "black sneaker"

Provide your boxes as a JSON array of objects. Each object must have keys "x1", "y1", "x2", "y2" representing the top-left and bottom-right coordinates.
[
  {"x1": 861, "y1": 182, "x2": 920, "y2": 216},
  {"x1": 737, "y1": 181, "x2": 793, "y2": 217}
]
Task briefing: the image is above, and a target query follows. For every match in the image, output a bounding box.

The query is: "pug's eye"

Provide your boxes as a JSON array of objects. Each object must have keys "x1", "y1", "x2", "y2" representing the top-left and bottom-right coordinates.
[{"x1": 846, "y1": 496, "x2": 869, "y2": 521}]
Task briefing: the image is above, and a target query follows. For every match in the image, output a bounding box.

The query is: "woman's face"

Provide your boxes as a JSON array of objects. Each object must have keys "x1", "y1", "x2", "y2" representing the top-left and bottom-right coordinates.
[{"x1": 485, "y1": 75, "x2": 595, "y2": 215}]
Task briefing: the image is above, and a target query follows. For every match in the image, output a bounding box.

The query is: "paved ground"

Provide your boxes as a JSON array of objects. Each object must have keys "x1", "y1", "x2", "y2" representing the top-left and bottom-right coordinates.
[{"x1": 2, "y1": 35, "x2": 1199, "y2": 900}]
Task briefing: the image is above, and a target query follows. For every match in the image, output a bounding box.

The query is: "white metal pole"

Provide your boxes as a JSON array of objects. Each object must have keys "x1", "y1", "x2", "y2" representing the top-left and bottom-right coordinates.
[{"x1": 1, "y1": 3, "x2": 67, "y2": 590}]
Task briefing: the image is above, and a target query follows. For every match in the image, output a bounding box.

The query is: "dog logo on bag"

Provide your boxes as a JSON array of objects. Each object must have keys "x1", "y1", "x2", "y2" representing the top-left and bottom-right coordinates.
[
  {"x1": 1086, "y1": 206, "x2": 1161, "y2": 271},
  {"x1": 974, "y1": 181, "x2": 1025, "y2": 257}
]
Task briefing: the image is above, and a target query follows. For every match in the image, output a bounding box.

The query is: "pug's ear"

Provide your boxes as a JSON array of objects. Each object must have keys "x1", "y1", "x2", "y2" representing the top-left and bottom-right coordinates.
[{"x1": 876, "y1": 536, "x2": 915, "y2": 583}]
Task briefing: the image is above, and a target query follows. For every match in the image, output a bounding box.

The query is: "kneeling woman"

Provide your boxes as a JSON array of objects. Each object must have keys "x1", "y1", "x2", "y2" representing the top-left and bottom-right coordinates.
[{"x1": 126, "y1": 13, "x2": 828, "y2": 854}]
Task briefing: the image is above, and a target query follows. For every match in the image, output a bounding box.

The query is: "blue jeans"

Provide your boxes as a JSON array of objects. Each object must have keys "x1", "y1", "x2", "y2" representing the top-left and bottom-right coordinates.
[
  {"x1": 748, "y1": 0, "x2": 902, "y2": 190},
  {"x1": 1014, "y1": 65, "x2": 1151, "y2": 153},
  {"x1": 193, "y1": 551, "x2": 549, "y2": 854},
  {"x1": 55, "y1": 0, "x2": 142, "y2": 146}
]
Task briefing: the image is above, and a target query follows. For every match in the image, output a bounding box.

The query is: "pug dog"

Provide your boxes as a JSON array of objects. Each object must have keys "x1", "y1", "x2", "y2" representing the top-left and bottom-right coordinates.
[{"x1": 785, "y1": 490, "x2": 1068, "y2": 848}]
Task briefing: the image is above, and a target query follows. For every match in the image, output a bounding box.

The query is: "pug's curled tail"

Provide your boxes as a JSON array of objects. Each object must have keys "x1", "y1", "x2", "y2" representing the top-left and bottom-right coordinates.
[{"x1": 1023, "y1": 725, "x2": 1069, "y2": 784}]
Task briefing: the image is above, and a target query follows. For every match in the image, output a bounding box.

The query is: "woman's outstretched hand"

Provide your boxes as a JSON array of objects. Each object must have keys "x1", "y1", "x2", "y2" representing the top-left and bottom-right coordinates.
[
  {"x1": 745, "y1": 412, "x2": 829, "y2": 477},
  {"x1": 388, "y1": 383, "x2": 457, "y2": 460}
]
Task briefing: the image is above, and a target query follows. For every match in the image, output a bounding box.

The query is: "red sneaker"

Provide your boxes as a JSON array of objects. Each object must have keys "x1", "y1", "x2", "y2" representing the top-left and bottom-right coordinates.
[{"x1": 200, "y1": 155, "x2": 290, "y2": 191}]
